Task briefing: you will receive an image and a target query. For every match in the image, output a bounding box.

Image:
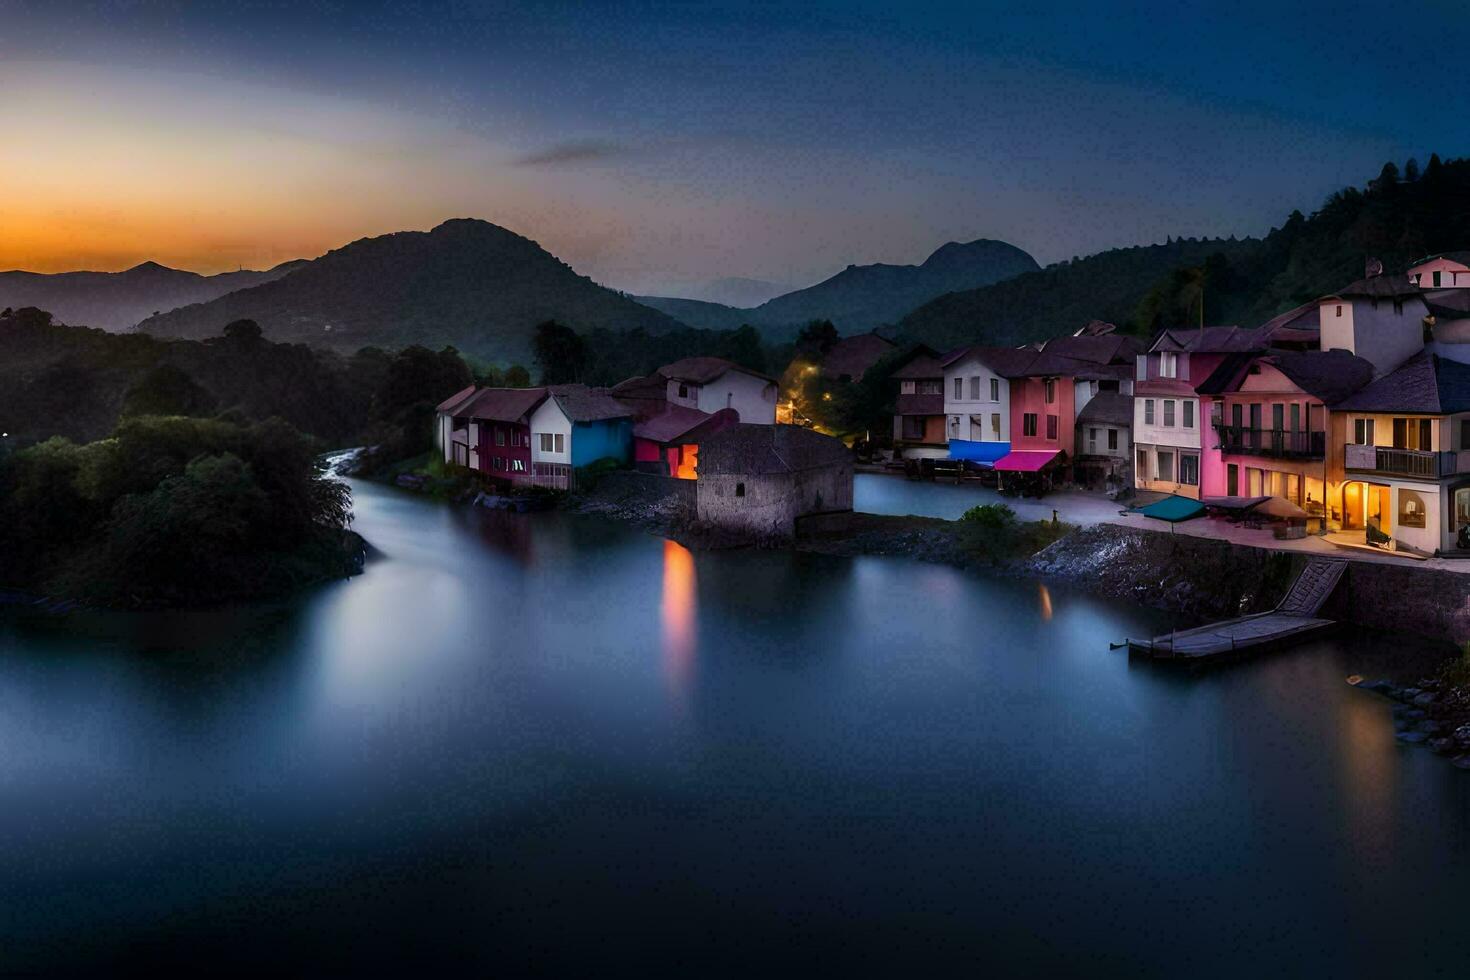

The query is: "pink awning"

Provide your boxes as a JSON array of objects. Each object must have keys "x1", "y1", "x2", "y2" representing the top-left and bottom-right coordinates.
[{"x1": 994, "y1": 450, "x2": 1061, "y2": 472}]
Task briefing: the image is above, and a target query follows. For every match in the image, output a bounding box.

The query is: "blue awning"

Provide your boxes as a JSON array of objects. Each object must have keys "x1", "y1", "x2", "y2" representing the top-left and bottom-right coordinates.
[
  {"x1": 1128, "y1": 494, "x2": 1205, "y2": 523},
  {"x1": 948, "y1": 439, "x2": 1011, "y2": 464}
]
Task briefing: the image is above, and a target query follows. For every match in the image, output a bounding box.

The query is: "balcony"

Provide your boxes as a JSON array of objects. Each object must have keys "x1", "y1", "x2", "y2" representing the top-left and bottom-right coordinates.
[
  {"x1": 1214, "y1": 425, "x2": 1325, "y2": 460},
  {"x1": 1343, "y1": 443, "x2": 1470, "y2": 479}
]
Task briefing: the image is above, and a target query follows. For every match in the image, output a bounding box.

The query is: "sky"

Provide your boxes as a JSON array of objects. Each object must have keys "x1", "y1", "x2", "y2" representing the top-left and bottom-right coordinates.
[{"x1": 2, "y1": 1, "x2": 1468, "y2": 295}]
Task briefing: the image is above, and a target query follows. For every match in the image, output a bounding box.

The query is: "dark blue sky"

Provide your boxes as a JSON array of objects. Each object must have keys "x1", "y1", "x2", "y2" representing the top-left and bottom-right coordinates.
[{"x1": 4, "y1": 1, "x2": 1467, "y2": 292}]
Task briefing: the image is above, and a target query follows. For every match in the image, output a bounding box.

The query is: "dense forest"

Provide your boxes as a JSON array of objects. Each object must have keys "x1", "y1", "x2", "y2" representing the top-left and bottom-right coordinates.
[{"x1": 899, "y1": 154, "x2": 1470, "y2": 351}]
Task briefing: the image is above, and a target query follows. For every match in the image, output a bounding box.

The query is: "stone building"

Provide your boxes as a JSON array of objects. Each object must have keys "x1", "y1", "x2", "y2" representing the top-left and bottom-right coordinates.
[{"x1": 695, "y1": 424, "x2": 854, "y2": 537}]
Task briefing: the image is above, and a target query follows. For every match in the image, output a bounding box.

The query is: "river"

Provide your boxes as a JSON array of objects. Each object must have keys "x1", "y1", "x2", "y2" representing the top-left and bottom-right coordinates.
[{"x1": 1, "y1": 475, "x2": 1467, "y2": 973}]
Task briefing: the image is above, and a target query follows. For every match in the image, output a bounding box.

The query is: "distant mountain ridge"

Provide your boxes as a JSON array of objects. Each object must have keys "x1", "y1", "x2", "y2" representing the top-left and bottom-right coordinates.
[
  {"x1": 0, "y1": 260, "x2": 305, "y2": 332},
  {"x1": 137, "y1": 219, "x2": 684, "y2": 362},
  {"x1": 635, "y1": 238, "x2": 1040, "y2": 334}
]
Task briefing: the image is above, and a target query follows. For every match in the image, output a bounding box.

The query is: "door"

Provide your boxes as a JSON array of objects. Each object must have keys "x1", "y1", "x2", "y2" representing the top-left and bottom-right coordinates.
[
  {"x1": 1343, "y1": 481, "x2": 1363, "y2": 529},
  {"x1": 1227, "y1": 463, "x2": 1239, "y2": 496}
]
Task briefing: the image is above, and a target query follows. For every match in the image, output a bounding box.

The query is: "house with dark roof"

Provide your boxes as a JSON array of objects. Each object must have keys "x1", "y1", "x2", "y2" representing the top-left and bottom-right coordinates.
[
  {"x1": 526, "y1": 384, "x2": 636, "y2": 489},
  {"x1": 1318, "y1": 274, "x2": 1430, "y2": 377},
  {"x1": 890, "y1": 346, "x2": 947, "y2": 458},
  {"x1": 1195, "y1": 349, "x2": 1373, "y2": 516},
  {"x1": 656, "y1": 356, "x2": 779, "y2": 424},
  {"x1": 1332, "y1": 350, "x2": 1470, "y2": 555},
  {"x1": 938, "y1": 345, "x2": 1039, "y2": 462},
  {"x1": 632, "y1": 404, "x2": 739, "y2": 479},
  {"x1": 695, "y1": 424, "x2": 853, "y2": 537},
  {"x1": 436, "y1": 386, "x2": 549, "y2": 482}
]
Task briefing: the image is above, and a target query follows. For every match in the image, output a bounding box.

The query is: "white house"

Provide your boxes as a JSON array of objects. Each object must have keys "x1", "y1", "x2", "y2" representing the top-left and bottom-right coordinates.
[
  {"x1": 658, "y1": 357, "x2": 779, "y2": 424},
  {"x1": 940, "y1": 347, "x2": 1012, "y2": 444},
  {"x1": 527, "y1": 384, "x2": 635, "y2": 488},
  {"x1": 1318, "y1": 275, "x2": 1429, "y2": 377},
  {"x1": 1407, "y1": 252, "x2": 1470, "y2": 290}
]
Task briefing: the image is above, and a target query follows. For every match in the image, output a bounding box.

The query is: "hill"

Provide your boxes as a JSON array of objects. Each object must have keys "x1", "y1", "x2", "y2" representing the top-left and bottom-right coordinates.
[
  {"x1": 899, "y1": 154, "x2": 1470, "y2": 350},
  {"x1": 0, "y1": 260, "x2": 304, "y2": 332},
  {"x1": 636, "y1": 238, "x2": 1040, "y2": 334},
  {"x1": 136, "y1": 219, "x2": 685, "y2": 362}
]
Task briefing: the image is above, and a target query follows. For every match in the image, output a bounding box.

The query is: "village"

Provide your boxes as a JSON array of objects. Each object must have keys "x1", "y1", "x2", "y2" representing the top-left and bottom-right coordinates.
[{"x1": 432, "y1": 251, "x2": 1470, "y2": 566}]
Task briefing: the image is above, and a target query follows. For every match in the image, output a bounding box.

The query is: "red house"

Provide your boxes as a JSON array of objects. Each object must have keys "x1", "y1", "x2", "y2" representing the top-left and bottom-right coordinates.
[{"x1": 437, "y1": 387, "x2": 548, "y2": 485}]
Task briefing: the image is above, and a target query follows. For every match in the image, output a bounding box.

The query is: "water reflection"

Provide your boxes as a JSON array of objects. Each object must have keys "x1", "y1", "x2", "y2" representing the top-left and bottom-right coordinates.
[
  {"x1": 1038, "y1": 584, "x2": 1054, "y2": 621},
  {"x1": 661, "y1": 539, "x2": 698, "y2": 706}
]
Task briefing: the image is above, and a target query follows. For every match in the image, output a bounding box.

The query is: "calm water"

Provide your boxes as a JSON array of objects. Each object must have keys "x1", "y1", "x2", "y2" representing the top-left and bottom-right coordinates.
[{"x1": 2, "y1": 477, "x2": 1468, "y2": 974}]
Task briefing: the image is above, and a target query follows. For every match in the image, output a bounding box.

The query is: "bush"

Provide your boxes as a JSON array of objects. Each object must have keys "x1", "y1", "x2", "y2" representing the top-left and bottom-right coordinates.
[{"x1": 960, "y1": 502, "x2": 1017, "y2": 530}]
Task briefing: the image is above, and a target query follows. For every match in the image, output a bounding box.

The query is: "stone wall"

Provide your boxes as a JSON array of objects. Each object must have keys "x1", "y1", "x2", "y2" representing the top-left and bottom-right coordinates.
[{"x1": 698, "y1": 462, "x2": 853, "y2": 538}]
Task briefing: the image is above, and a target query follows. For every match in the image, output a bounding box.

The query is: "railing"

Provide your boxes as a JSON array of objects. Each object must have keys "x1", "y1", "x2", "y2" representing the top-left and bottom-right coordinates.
[
  {"x1": 1344, "y1": 443, "x2": 1462, "y2": 479},
  {"x1": 1214, "y1": 425, "x2": 1325, "y2": 459}
]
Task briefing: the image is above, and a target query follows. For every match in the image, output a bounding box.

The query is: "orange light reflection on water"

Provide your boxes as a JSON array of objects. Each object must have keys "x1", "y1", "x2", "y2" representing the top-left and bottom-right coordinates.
[
  {"x1": 1038, "y1": 584, "x2": 1053, "y2": 621},
  {"x1": 661, "y1": 539, "x2": 698, "y2": 707}
]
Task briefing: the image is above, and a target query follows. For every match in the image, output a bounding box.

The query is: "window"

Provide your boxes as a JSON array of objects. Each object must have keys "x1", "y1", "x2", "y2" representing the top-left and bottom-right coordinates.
[
  {"x1": 1135, "y1": 354, "x2": 1148, "y2": 381},
  {"x1": 1023, "y1": 413, "x2": 1038, "y2": 437},
  {"x1": 1044, "y1": 379, "x2": 1056, "y2": 403},
  {"x1": 1089, "y1": 427, "x2": 1099, "y2": 450},
  {"x1": 1399, "y1": 489, "x2": 1427, "y2": 528},
  {"x1": 918, "y1": 380, "x2": 943, "y2": 395},
  {"x1": 1227, "y1": 464, "x2": 1238, "y2": 495},
  {"x1": 901, "y1": 381, "x2": 916, "y2": 395},
  {"x1": 1336, "y1": 304, "x2": 1343, "y2": 317},
  {"x1": 1180, "y1": 453, "x2": 1199, "y2": 486},
  {"x1": 554, "y1": 433, "x2": 564, "y2": 453},
  {"x1": 735, "y1": 482, "x2": 745, "y2": 497},
  {"x1": 970, "y1": 376, "x2": 981, "y2": 400},
  {"x1": 512, "y1": 459, "x2": 526, "y2": 473},
  {"x1": 1144, "y1": 399, "x2": 1155, "y2": 425},
  {"x1": 1393, "y1": 417, "x2": 1433, "y2": 450},
  {"x1": 1046, "y1": 414, "x2": 1058, "y2": 440},
  {"x1": 539, "y1": 433, "x2": 554, "y2": 452},
  {"x1": 1160, "y1": 352, "x2": 1178, "y2": 378},
  {"x1": 678, "y1": 384, "x2": 689, "y2": 398},
  {"x1": 1183, "y1": 400, "x2": 1194, "y2": 429},
  {"x1": 990, "y1": 378, "x2": 1000, "y2": 401},
  {"x1": 1461, "y1": 420, "x2": 1470, "y2": 451},
  {"x1": 991, "y1": 413, "x2": 1001, "y2": 439},
  {"x1": 1355, "y1": 418, "x2": 1374, "y2": 444},
  {"x1": 1290, "y1": 403, "x2": 1301, "y2": 433},
  {"x1": 1434, "y1": 271, "x2": 1443, "y2": 287},
  {"x1": 495, "y1": 428, "x2": 506, "y2": 446},
  {"x1": 493, "y1": 456, "x2": 504, "y2": 471},
  {"x1": 902, "y1": 416, "x2": 925, "y2": 440},
  {"x1": 1455, "y1": 487, "x2": 1470, "y2": 531},
  {"x1": 954, "y1": 377, "x2": 963, "y2": 400},
  {"x1": 1232, "y1": 403, "x2": 1244, "y2": 430},
  {"x1": 1163, "y1": 400, "x2": 1175, "y2": 427},
  {"x1": 1157, "y1": 450, "x2": 1175, "y2": 482},
  {"x1": 1108, "y1": 429, "x2": 1118, "y2": 450},
  {"x1": 1272, "y1": 404, "x2": 1284, "y2": 432}
]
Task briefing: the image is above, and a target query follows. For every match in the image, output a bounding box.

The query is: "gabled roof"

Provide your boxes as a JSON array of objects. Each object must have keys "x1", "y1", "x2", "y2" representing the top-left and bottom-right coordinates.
[
  {"x1": 1334, "y1": 349, "x2": 1470, "y2": 415},
  {"x1": 818, "y1": 333, "x2": 896, "y2": 380},
  {"x1": 891, "y1": 353, "x2": 944, "y2": 379},
  {"x1": 634, "y1": 405, "x2": 738, "y2": 444},
  {"x1": 658, "y1": 356, "x2": 775, "y2": 385},
  {"x1": 939, "y1": 344, "x2": 1040, "y2": 378},
  {"x1": 545, "y1": 383, "x2": 633, "y2": 422},
  {"x1": 1197, "y1": 350, "x2": 1374, "y2": 405},
  {"x1": 1037, "y1": 333, "x2": 1144, "y2": 365},
  {"x1": 436, "y1": 384, "x2": 479, "y2": 415},
  {"x1": 1150, "y1": 325, "x2": 1262, "y2": 354},
  {"x1": 455, "y1": 386, "x2": 548, "y2": 422},
  {"x1": 699, "y1": 423, "x2": 851, "y2": 475},
  {"x1": 1076, "y1": 391, "x2": 1133, "y2": 427},
  {"x1": 1408, "y1": 251, "x2": 1470, "y2": 270},
  {"x1": 1323, "y1": 274, "x2": 1423, "y2": 301}
]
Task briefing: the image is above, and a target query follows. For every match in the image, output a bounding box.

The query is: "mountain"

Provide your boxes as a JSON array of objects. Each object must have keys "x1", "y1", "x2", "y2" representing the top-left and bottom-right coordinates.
[
  {"x1": 897, "y1": 155, "x2": 1470, "y2": 352},
  {"x1": 137, "y1": 219, "x2": 685, "y2": 362},
  {"x1": 0, "y1": 260, "x2": 305, "y2": 332},
  {"x1": 635, "y1": 239, "x2": 1040, "y2": 335},
  {"x1": 680, "y1": 276, "x2": 793, "y2": 307}
]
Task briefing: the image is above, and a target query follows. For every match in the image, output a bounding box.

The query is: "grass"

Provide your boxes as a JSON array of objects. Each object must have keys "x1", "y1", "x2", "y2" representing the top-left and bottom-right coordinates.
[{"x1": 956, "y1": 502, "x2": 1074, "y2": 563}]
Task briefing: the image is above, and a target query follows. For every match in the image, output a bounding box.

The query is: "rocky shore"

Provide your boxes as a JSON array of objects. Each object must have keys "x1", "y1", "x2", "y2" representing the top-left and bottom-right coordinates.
[{"x1": 1352, "y1": 676, "x2": 1470, "y2": 769}]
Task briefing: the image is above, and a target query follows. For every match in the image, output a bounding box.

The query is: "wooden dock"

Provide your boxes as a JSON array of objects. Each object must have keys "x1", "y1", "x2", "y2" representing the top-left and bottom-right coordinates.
[{"x1": 1127, "y1": 558, "x2": 1347, "y2": 662}]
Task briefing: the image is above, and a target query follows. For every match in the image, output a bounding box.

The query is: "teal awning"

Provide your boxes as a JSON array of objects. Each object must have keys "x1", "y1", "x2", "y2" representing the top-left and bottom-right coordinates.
[{"x1": 1129, "y1": 494, "x2": 1205, "y2": 523}]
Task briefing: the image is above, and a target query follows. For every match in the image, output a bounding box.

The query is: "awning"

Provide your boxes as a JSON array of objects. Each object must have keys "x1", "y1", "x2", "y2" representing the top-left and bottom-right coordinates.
[
  {"x1": 1202, "y1": 495, "x2": 1270, "y2": 513},
  {"x1": 948, "y1": 439, "x2": 1011, "y2": 464},
  {"x1": 994, "y1": 449, "x2": 1062, "y2": 472},
  {"x1": 1129, "y1": 494, "x2": 1205, "y2": 523}
]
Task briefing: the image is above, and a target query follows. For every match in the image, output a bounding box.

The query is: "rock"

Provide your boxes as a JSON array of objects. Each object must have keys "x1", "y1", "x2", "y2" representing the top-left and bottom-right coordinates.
[
  {"x1": 1397, "y1": 731, "x2": 1430, "y2": 744},
  {"x1": 1453, "y1": 755, "x2": 1470, "y2": 770},
  {"x1": 1430, "y1": 737, "x2": 1456, "y2": 754},
  {"x1": 1414, "y1": 692, "x2": 1438, "y2": 706},
  {"x1": 1416, "y1": 719, "x2": 1442, "y2": 735},
  {"x1": 1398, "y1": 687, "x2": 1423, "y2": 703}
]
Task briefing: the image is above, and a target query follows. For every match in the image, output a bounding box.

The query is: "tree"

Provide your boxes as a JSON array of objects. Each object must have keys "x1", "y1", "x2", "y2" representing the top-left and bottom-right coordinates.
[
  {"x1": 120, "y1": 364, "x2": 218, "y2": 418},
  {"x1": 223, "y1": 318, "x2": 263, "y2": 344},
  {"x1": 1405, "y1": 157, "x2": 1421, "y2": 182},
  {"x1": 532, "y1": 319, "x2": 588, "y2": 384},
  {"x1": 504, "y1": 364, "x2": 532, "y2": 387},
  {"x1": 795, "y1": 319, "x2": 839, "y2": 356}
]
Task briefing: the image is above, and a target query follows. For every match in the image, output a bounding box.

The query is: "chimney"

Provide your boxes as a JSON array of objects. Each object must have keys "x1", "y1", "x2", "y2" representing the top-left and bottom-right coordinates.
[{"x1": 1365, "y1": 257, "x2": 1384, "y2": 279}]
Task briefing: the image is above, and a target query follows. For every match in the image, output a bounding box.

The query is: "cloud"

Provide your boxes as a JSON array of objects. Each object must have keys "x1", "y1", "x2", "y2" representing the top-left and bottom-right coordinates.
[{"x1": 512, "y1": 139, "x2": 626, "y2": 168}]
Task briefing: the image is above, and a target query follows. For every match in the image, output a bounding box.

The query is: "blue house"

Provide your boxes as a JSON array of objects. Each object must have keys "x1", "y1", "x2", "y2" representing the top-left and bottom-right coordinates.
[{"x1": 527, "y1": 384, "x2": 634, "y2": 488}]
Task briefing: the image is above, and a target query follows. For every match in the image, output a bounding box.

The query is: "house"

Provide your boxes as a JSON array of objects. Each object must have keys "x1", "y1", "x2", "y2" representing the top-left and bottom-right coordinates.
[
  {"x1": 1075, "y1": 390, "x2": 1133, "y2": 489},
  {"x1": 437, "y1": 386, "x2": 549, "y2": 484},
  {"x1": 527, "y1": 384, "x2": 635, "y2": 489},
  {"x1": 695, "y1": 424, "x2": 854, "y2": 537},
  {"x1": 995, "y1": 332, "x2": 1142, "y2": 484},
  {"x1": 1132, "y1": 326, "x2": 1265, "y2": 500},
  {"x1": 609, "y1": 357, "x2": 778, "y2": 425},
  {"x1": 1197, "y1": 349, "x2": 1373, "y2": 516},
  {"x1": 1407, "y1": 252, "x2": 1470, "y2": 290},
  {"x1": 657, "y1": 357, "x2": 779, "y2": 423},
  {"x1": 1317, "y1": 274, "x2": 1430, "y2": 377},
  {"x1": 939, "y1": 346, "x2": 1034, "y2": 463},
  {"x1": 891, "y1": 348, "x2": 948, "y2": 459},
  {"x1": 632, "y1": 404, "x2": 739, "y2": 479},
  {"x1": 1332, "y1": 350, "x2": 1470, "y2": 555}
]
